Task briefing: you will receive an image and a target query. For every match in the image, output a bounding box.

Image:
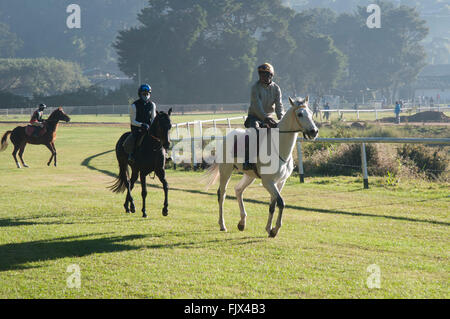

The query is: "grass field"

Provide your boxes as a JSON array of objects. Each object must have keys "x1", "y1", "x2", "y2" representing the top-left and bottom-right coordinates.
[{"x1": 0, "y1": 123, "x2": 448, "y2": 298}]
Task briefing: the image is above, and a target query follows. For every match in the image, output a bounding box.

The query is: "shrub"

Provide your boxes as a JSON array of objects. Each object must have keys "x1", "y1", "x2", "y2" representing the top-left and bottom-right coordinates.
[
  {"x1": 397, "y1": 144, "x2": 448, "y2": 179},
  {"x1": 303, "y1": 143, "x2": 398, "y2": 177}
]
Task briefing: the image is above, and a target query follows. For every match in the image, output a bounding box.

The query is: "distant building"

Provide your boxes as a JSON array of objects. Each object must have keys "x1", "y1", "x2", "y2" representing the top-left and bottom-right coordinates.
[
  {"x1": 413, "y1": 64, "x2": 450, "y2": 103},
  {"x1": 83, "y1": 68, "x2": 134, "y2": 91}
]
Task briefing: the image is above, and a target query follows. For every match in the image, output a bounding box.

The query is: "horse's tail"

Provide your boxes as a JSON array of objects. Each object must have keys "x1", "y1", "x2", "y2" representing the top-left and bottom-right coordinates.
[
  {"x1": 203, "y1": 163, "x2": 220, "y2": 191},
  {"x1": 109, "y1": 157, "x2": 129, "y2": 193},
  {"x1": 109, "y1": 136, "x2": 130, "y2": 193},
  {"x1": 0, "y1": 131, "x2": 12, "y2": 152}
]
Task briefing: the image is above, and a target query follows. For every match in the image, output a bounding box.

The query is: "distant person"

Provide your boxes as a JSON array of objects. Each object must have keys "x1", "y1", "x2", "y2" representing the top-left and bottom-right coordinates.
[
  {"x1": 29, "y1": 103, "x2": 46, "y2": 137},
  {"x1": 394, "y1": 101, "x2": 401, "y2": 124},
  {"x1": 312, "y1": 100, "x2": 320, "y2": 118},
  {"x1": 430, "y1": 97, "x2": 434, "y2": 107},
  {"x1": 125, "y1": 84, "x2": 156, "y2": 164},
  {"x1": 243, "y1": 62, "x2": 285, "y2": 170},
  {"x1": 323, "y1": 102, "x2": 330, "y2": 121}
]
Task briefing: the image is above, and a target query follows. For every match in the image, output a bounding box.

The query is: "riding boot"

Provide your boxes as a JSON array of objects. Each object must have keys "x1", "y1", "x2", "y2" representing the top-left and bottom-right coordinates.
[{"x1": 243, "y1": 133, "x2": 254, "y2": 170}]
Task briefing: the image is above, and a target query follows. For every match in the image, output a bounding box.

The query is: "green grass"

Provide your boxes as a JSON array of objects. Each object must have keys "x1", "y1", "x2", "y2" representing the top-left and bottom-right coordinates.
[{"x1": 0, "y1": 123, "x2": 448, "y2": 298}]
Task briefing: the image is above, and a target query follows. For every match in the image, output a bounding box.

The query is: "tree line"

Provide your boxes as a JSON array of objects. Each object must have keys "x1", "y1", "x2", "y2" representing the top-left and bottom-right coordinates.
[
  {"x1": 115, "y1": 0, "x2": 428, "y2": 104},
  {"x1": 0, "y1": 0, "x2": 429, "y2": 107}
]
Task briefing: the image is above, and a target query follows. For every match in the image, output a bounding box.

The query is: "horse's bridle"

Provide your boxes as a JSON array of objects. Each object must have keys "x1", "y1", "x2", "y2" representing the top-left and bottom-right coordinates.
[{"x1": 278, "y1": 106, "x2": 308, "y2": 135}]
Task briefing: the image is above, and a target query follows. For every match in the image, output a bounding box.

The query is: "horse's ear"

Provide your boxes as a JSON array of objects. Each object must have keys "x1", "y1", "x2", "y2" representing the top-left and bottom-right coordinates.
[
  {"x1": 305, "y1": 96, "x2": 309, "y2": 103},
  {"x1": 168, "y1": 108, "x2": 172, "y2": 116},
  {"x1": 156, "y1": 110, "x2": 160, "y2": 115},
  {"x1": 288, "y1": 97, "x2": 295, "y2": 107}
]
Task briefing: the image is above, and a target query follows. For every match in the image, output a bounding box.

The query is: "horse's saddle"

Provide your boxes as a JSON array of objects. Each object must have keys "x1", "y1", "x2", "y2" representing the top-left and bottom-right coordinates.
[{"x1": 25, "y1": 125, "x2": 47, "y2": 137}]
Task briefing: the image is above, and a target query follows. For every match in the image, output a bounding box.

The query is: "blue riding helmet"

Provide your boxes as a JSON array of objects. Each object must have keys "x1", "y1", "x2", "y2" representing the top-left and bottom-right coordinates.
[{"x1": 138, "y1": 84, "x2": 151, "y2": 96}]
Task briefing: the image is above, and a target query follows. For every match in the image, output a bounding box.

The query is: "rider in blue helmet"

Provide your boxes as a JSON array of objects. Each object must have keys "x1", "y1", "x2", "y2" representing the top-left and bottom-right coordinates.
[{"x1": 125, "y1": 83, "x2": 156, "y2": 163}]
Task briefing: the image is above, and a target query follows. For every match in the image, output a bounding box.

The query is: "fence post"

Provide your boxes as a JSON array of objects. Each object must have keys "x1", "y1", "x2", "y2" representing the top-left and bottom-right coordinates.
[
  {"x1": 199, "y1": 121, "x2": 203, "y2": 169},
  {"x1": 191, "y1": 136, "x2": 196, "y2": 171},
  {"x1": 375, "y1": 110, "x2": 378, "y2": 121},
  {"x1": 361, "y1": 143, "x2": 369, "y2": 189},
  {"x1": 227, "y1": 118, "x2": 231, "y2": 130},
  {"x1": 357, "y1": 110, "x2": 360, "y2": 120},
  {"x1": 213, "y1": 120, "x2": 217, "y2": 134},
  {"x1": 296, "y1": 141, "x2": 304, "y2": 183}
]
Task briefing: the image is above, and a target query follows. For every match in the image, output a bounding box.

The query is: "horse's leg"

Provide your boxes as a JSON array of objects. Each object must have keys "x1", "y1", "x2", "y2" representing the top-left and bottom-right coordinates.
[
  {"x1": 262, "y1": 178, "x2": 285, "y2": 238},
  {"x1": 51, "y1": 142, "x2": 57, "y2": 167},
  {"x1": 155, "y1": 169, "x2": 169, "y2": 216},
  {"x1": 218, "y1": 164, "x2": 233, "y2": 232},
  {"x1": 140, "y1": 172, "x2": 148, "y2": 218},
  {"x1": 234, "y1": 173, "x2": 255, "y2": 231},
  {"x1": 272, "y1": 179, "x2": 288, "y2": 236},
  {"x1": 12, "y1": 144, "x2": 21, "y2": 168},
  {"x1": 18, "y1": 143, "x2": 29, "y2": 167},
  {"x1": 127, "y1": 169, "x2": 139, "y2": 214},
  {"x1": 45, "y1": 143, "x2": 55, "y2": 166}
]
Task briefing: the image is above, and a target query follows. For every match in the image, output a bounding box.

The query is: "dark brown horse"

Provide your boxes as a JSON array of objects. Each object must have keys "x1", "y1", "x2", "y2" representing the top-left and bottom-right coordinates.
[
  {"x1": 0, "y1": 107, "x2": 71, "y2": 168},
  {"x1": 110, "y1": 108, "x2": 172, "y2": 218}
]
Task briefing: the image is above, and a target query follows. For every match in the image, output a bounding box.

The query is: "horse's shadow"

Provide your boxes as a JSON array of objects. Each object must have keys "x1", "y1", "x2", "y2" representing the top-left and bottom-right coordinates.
[
  {"x1": 0, "y1": 215, "x2": 76, "y2": 228},
  {"x1": 0, "y1": 231, "x2": 266, "y2": 272},
  {"x1": 0, "y1": 233, "x2": 146, "y2": 272}
]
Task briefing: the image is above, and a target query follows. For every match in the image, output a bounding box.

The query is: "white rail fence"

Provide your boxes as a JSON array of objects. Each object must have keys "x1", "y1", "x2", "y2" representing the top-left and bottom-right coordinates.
[
  {"x1": 169, "y1": 135, "x2": 450, "y2": 189},
  {"x1": 0, "y1": 104, "x2": 448, "y2": 120},
  {"x1": 317, "y1": 106, "x2": 450, "y2": 121}
]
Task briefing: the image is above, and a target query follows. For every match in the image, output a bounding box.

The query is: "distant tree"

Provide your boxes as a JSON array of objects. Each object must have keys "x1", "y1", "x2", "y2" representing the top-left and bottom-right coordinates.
[
  {"x1": 0, "y1": 22, "x2": 23, "y2": 58},
  {"x1": 308, "y1": 2, "x2": 429, "y2": 101},
  {"x1": 0, "y1": 58, "x2": 90, "y2": 96},
  {"x1": 0, "y1": 0, "x2": 147, "y2": 71},
  {"x1": 0, "y1": 90, "x2": 30, "y2": 108},
  {"x1": 115, "y1": 0, "x2": 289, "y2": 103}
]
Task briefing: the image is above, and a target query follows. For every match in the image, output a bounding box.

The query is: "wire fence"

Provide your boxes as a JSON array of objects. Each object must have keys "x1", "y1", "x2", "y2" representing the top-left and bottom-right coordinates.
[{"x1": 168, "y1": 135, "x2": 450, "y2": 188}]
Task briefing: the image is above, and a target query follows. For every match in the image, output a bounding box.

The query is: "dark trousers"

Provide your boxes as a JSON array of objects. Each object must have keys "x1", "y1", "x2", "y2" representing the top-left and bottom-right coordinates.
[
  {"x1": 130, "y1": 126, "x2": 145, "y2": 154},
  {"x1": 243, "y1": 115, "x2": 266, "y2": 165}
]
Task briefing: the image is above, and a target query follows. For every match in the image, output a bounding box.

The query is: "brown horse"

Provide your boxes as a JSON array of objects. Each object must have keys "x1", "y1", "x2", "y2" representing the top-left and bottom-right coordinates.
[{"x1": 0, "y1": 107, "x2": 71, "y2": 168}]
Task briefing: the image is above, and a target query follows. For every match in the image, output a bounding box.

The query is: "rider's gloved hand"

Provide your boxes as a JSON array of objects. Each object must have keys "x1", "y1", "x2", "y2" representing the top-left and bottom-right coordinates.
[
  {"x1": 263, "y1": 117, "x2": 278, "y2": 128},
  {"x1": 141, "y1": 123, "x2": 150, "y2": 130}
]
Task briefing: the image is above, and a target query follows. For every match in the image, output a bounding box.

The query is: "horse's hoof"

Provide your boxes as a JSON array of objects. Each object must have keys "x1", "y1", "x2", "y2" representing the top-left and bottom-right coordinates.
[
  {"x1": 23, "y1": 164, "x2": 29, "y2": 168},
  {"x1": 268, "y1": 229, "x2": 278, "y2": 238},
  {"x1": 142, "y1": 214, "x2": 147, "y2": 218},
  {"x1": 130, "y1": 206, "x2": 135, "y2": 213},
  {"x1": 237, "y1": 223, "x2": 245, "y2": 231},
  {"x1": 220, "y1": 227, "x2": 227, "y2": 232},
  {"x1": 162, "y1": 208, "x2": 168, "y2": 216}
]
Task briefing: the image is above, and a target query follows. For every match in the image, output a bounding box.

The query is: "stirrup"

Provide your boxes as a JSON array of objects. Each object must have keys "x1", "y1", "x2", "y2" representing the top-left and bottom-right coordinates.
[{"x1": 243, "y1": 161, "x2": 254, "y2": 170}]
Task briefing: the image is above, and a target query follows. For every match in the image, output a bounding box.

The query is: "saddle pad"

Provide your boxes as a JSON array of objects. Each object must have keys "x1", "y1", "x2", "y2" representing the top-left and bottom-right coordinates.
[{"x1": 25, "y1": 125, "x2": 46, "y2": 137}]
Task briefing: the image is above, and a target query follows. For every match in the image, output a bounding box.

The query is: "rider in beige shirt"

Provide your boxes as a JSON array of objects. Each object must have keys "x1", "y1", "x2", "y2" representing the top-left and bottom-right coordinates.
[
  {"x1": 248, "y1": 82, "x2": 284, "y2": 125},
  {"x1": 243, "y1": 63, "x2": 285, "y2": 170}
]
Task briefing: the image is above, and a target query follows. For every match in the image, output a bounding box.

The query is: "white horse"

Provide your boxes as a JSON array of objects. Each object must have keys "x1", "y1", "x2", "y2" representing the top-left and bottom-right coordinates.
[{"x1": 205, "y1": 96, "x2": 319, "y2": 237}]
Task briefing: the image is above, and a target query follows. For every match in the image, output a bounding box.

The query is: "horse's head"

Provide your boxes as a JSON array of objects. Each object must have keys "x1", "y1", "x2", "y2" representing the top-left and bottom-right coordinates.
[
  {"x1": 288, "y1": 96, "x2": 318, "y2": 140},
  {"x1": 48, "y1": 107, "x2": 71, "y2": 123},
  {"x1": 151, "y1": 108, "x2": 173, "y2": 150}
]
